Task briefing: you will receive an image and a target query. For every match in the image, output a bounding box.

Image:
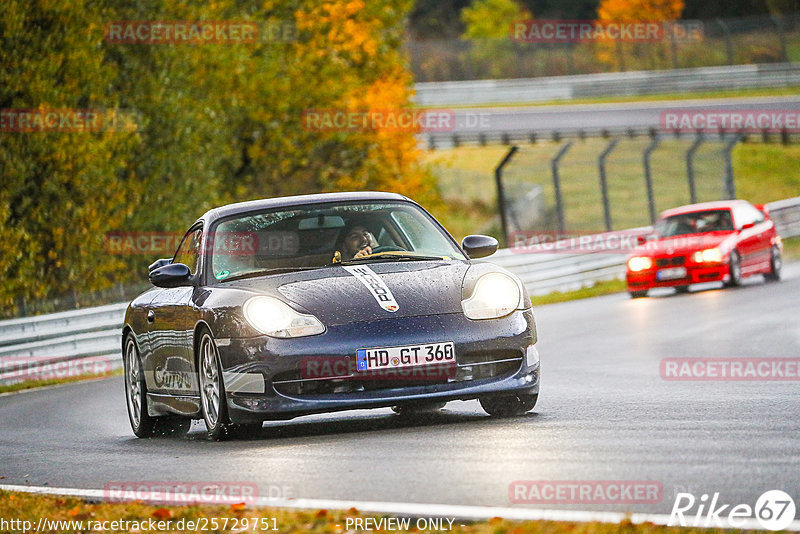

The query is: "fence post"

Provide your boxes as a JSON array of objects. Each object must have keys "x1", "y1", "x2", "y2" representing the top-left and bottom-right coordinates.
[
  {"x1": 598, "y1": 138, "x2": 619, "y2": 231},
  {"x1": 495, "y1": 145, "x2": 519, "y2": 248},
  {"x1": 722, "y1": 134, "x2": 742, "y2": 199},
  {"x1": 551, "y1": 141, "x2": 573, "y2": 234},
  {"x1": 716, "y1": 18, "x2": 735, "y2": 66},
  {"x1": 686, "y1": 133, "x2": 704, "y2": 204},
  {"x1": 643, "y1": 135, "x2": 660, "y2": 224}
]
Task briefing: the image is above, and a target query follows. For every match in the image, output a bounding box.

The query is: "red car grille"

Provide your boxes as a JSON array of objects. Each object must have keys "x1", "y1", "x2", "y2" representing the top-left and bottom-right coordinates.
[{"x1": 655, "y1": 256, "x2": 685, "y2": 267}]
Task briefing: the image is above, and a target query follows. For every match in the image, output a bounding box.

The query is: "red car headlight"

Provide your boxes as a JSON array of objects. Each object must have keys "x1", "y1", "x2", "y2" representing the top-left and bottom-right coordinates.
[
  {"x1": 627, "y1": 256, "x2": 653, "y2": 272},
  {"x1": 691, "y1": 248, "x2": 723, "y2": 263}
]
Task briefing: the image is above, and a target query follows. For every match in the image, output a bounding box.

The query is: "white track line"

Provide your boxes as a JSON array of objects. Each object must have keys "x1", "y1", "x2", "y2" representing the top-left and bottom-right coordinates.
[{"x1": 2, "y1": 484, "x2": 799, "y2": 530}]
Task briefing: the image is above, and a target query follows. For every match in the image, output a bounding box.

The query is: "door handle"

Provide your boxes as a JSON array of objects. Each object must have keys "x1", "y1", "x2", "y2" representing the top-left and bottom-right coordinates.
[{"x1": 147, "y1": 310, "x2": 155, "y2": 323}]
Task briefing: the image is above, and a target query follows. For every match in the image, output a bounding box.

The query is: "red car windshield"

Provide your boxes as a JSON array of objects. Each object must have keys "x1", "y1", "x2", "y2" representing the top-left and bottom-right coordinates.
[{"x1": 654, "y1": 209, "x2": 734, "y2": 237}]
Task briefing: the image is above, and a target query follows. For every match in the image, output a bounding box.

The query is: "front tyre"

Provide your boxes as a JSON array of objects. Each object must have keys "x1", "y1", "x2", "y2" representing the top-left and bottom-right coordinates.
[
  {"x1": 198, "y1": 330, "x2": 235, "y2": 440},
  {"x1": 724, "y1": 250, "x2": 742, "y2": 287},
  {"x1": 124, "y1": 334, "x2": 190, "y2": 438},
  {"x1": 629, "y1": 290, "x2": 648, "y2": 299},
  {"x1": 480, "y1": 394, "x2": 538, "y2": 417},
  {"x1": 765, "y1": 245, "x2": 782, "y2": 282}
]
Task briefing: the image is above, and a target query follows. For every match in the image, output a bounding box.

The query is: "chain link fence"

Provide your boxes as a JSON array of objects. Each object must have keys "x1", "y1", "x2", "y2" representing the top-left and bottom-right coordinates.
[{"x1": 496, "y1": 133, "x2": 742, "y2": 244}]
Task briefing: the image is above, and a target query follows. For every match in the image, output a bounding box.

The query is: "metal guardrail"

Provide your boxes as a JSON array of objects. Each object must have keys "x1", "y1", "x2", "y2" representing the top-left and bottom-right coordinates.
[
  {"x1": 413, "y1": 63, "x2": 800, "y2": 107},
  {"x1": 1, "y1": 195, "x2": 797, "y2": 384}
]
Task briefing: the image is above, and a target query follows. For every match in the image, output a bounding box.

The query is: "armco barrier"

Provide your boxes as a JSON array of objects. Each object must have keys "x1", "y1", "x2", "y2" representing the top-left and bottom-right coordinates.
[
  {"x1": 1, "y1": 196, "x2": 797, "y2": 384},
  {"x1": 413, "y1": 63, "x2": 800, "y2": 107}
]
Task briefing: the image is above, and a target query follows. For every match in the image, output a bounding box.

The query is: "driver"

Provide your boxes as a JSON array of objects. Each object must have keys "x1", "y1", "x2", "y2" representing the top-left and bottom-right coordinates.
[{"x1": 335, "y1": 223, "x2": 378, "y2": 261}]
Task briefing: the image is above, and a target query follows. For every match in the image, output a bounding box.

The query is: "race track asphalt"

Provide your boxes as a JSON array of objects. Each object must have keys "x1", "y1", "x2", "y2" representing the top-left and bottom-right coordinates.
[{"x1": 1, "y1": 263, "x2": 798, "y2": 515}]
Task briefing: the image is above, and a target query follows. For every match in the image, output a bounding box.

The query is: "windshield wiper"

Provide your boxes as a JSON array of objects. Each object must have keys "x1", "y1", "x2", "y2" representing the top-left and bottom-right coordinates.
[
  {"x1": 339, "y1": 253, "x2": 446, "y2": 264},
  {"x1": 220, "y1": 266, "x2": 319, "y2": 282}
]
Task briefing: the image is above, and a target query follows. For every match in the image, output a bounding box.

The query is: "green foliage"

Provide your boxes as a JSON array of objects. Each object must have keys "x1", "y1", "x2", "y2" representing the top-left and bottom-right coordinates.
[{"x1": 460, "y1": 0, "x2": 532, "y2": 79}]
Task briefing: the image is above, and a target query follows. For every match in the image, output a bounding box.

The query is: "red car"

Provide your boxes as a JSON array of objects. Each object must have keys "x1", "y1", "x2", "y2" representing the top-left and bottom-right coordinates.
[{"x1": 626, "y1": 200, "x2": 782, "y2": 298}]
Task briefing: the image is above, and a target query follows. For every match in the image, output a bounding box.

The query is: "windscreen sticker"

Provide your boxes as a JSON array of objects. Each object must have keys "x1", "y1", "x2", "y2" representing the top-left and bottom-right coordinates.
[{"x1": 343, "y1": 265, "x2": 400, "y2": 312}]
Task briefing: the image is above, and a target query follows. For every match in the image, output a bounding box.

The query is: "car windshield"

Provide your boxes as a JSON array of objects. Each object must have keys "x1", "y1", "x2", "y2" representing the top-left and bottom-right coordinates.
[
  {"x1": 209, "y1": 201, "x2": 465, "y2": 281},
  {"x1": 654, "y1": 209, "x2": 734, "y2": 238}
]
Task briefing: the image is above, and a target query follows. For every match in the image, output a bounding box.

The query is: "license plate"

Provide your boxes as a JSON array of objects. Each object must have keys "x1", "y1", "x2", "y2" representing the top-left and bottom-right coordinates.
[
  {"x1": 356, "y1": 342, "x2": 455, "y2": 372},
  {"x1": 657, "y1": 267, "x2": 687, "y2": 280}
]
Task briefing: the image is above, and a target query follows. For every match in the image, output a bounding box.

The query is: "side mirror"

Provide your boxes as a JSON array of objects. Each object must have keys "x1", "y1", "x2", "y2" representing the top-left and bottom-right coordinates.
[
  {"x1": 755, "y1": 203, "x2": 769, "y2": 218},
  {"x1": 461, "y1": 235, "x2": 499, "y2": 259},
  {"x1": 148, "y1": 258, "x2": 172, "y2": 272},
  {"x1": 740, "y1": 222, "x2": 756, "y2": 230},
  {"x1": 149, "y1": 262, "x2": 191, "y2": 288},
  {"x1": 636, "y1": 235, "x2": 647, "y2": 245}
]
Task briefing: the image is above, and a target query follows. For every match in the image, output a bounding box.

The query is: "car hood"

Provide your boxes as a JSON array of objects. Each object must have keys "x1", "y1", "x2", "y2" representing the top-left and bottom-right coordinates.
[
  {"x1": 629, "y1": 232, "x2": 736, "y2": 257},
  {"x1": 225, "y1": 260, "x2": 471, "y2": 326}
]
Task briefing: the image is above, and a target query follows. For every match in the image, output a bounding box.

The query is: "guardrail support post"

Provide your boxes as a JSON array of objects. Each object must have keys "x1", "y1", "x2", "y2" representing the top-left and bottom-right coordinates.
[
  {"x1": 722, "y1": 134, "x2": 742, "y2": 199},
  {"x1": 686, "y1": 133, "x2": 704, "y2": 204},
  {"x1": 643, "y1": 135, "x2": 660, "y2": 224},
  {"x1": 551, "y1": 141, "x2": 573, "y2": 234},
  {"x1": 598, "y1": 138, "x2": 619, "y2": 232},
  {"x1": 495, "y1": 145, "x2": 519, "y2": 248}
]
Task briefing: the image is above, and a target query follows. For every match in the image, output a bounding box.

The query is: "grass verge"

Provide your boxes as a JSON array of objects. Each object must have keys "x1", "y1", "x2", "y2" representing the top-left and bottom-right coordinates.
[
  {"x1": 532, "y1": 279, "x2": 628, "y2": 306},
  {"x1": 781, "y1": 235, "x2": 800, "y2": 261},
  {"x1": 0, "y1": 369, "x2": 121, "y2": 395},
  {"x1": 0, "y1": 490, "x2": 731, "y2": 534}
]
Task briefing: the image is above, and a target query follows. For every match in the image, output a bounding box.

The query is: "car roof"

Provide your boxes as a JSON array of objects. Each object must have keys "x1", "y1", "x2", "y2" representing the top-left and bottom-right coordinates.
[
  {"x1": 197, "y1": 191, "x2": 411, "y2": 226},
  {"x1": 659, "y1": 200, "x2": 750, "y2": 219}
]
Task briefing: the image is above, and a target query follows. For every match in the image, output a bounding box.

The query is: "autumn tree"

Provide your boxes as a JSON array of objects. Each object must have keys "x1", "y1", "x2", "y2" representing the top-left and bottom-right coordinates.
[
  {"x1": 0, "y1": 0, "x2": 140, "y2": 310},
  {"x1": 595, "y1": 0, "x2": 684, "y2": 70},
  {"x1": 1, "y1": 0, "x2": 436, "y2": 315},
  {"x1": 461, "y1": 0, "x2": 532, "y2": 79}
]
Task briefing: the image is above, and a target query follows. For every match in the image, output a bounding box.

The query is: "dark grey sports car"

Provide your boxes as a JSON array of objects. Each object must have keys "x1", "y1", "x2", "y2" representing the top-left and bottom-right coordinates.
[{"x1": 123, "y1": 192, "x2": 540, "y2": 439}]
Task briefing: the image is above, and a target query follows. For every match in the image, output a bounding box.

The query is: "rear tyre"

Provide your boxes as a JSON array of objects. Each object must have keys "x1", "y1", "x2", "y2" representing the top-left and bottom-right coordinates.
[
  {"x1": 765, "y1": 245, "x2": 782, "y2": 282},
  {"x1": 124, "y1": 334, "x2": 190, "y2": 438},
  {"x1": 628, "y1": 290, "x2": 648, "y2": 299},
  {"x1": 480, "y1": 394, "x2": 538, "y2": 417},
  {"x1": 391, "y1": 401, "x2": 446, "y2": 416},
  {"x1": 675, "y1": 285, "x2": 690, "y2": 294},
  {"x1": 724, "y1": 250, "x2": 742, "y2": 287}
]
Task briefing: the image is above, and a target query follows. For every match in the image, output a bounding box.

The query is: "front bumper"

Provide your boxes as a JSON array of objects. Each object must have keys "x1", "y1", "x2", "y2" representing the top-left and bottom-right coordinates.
[
  {"x1": 215, "y1": 309, "x2": 539, "y2": 423},
  {"x1": 627, "y1": 263, "x2": 728, "y2": 290}
]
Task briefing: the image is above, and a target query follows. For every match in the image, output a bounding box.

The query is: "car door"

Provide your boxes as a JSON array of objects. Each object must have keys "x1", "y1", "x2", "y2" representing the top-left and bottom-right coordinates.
[
  {"x1": 748, "y1": 204, "x2": 773, "y2": 271},
  {"x1": 732, "y1": 204, "x2": 767, "y2": 274},
  {"x1": 145, "y1": 225, "x2": 202, "y2": 397}
]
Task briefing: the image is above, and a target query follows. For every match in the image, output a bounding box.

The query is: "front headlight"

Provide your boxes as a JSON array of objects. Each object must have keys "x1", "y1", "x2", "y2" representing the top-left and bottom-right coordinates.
[
  {"x1": 462, "y1": 272, "x2": 521, "y2": 320},
  {"x1": 243, "y1": 296, "x2": 325, "y2": 338},
  {"x1": 692, "y1": 248, "x2": 723, "y2": 263},
  {"x1": 627, "y1": 256, "x2": 653, "y2": 272}
]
